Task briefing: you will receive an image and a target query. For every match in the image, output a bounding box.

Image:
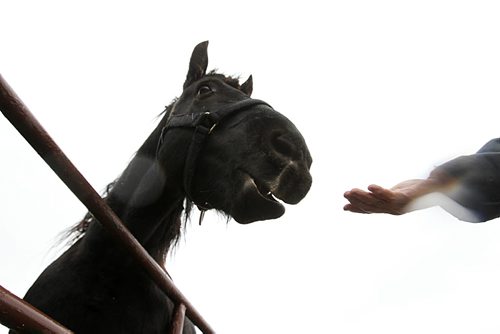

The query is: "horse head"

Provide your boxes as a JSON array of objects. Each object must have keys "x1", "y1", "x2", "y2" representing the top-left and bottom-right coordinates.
[{"x1": 156, "y1": 41, "x2": 312, "y2": 224}]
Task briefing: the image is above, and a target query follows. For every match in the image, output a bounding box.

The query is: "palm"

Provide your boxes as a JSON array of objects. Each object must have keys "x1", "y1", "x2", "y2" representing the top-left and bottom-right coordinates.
[{"x1": 344, "y1": 179, "x2": 427, "y2": 215}]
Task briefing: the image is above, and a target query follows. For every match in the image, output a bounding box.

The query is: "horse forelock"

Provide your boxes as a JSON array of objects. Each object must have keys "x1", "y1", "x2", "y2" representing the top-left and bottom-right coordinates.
[{"x1": 206, "y1": 70, "x2": 242, "y2": 89}]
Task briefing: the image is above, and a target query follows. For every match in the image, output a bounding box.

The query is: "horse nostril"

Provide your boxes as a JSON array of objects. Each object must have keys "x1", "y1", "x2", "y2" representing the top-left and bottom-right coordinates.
[{"x1": 271, "y1": 133, "x2": 295, "y2": 157}]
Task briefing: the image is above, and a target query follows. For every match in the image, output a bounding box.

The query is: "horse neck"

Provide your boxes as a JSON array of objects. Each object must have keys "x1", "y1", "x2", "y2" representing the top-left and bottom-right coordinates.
[{"x1": 83, "y1": 121, "x2": 187, "y2": 263}]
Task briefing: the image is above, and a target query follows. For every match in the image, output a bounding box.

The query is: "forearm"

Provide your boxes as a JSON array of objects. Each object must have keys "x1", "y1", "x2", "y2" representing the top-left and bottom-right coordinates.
[
  {"x1": 405, "y1": 173, "x2": 452, "y2": 199},
  {"x1": 432, "y1": 153, "x2": 500, "y2": 222}
]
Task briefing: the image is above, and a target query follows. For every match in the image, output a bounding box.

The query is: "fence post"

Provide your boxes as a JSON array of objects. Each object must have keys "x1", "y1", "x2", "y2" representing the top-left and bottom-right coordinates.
[
  {"x1": 170, "y1": 303, "x2": 187, "y2": 334},
  {"x1": 0, "y1": 74, "x2": 215, "y2": 334}
]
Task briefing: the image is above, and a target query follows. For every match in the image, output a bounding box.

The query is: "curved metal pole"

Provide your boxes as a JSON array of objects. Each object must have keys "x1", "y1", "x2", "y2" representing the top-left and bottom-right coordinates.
[{"x1": 0, "y1": 74, "x2": 215, "y2": 334}]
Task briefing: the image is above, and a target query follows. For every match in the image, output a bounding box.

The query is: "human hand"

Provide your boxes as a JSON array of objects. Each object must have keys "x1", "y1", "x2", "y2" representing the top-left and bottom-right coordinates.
[{"x1": 343, "y1": 179, "x2": 432, "y2": 215}]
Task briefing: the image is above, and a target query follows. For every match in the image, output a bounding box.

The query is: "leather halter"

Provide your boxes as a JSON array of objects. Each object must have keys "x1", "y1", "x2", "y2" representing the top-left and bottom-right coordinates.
[{"x1": 157, "y1": 98, "x2": 272, "y2": 210}]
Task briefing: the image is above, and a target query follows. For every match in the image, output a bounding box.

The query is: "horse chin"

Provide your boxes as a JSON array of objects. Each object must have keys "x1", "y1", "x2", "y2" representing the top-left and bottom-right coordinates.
[{"x1": 230, "y1": 173, "x2": 286, "y2": 224}]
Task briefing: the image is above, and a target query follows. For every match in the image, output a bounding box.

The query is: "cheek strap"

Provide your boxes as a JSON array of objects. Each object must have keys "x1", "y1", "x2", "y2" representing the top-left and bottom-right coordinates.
[{"x1": 157, "y1": 98, "x2": 272, "y2": 210}]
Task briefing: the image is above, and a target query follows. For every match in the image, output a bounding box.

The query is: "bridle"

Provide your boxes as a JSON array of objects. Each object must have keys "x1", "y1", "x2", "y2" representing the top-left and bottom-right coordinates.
[{"x1": 156, "y1": 97, "x2": 272, "y2": 210}]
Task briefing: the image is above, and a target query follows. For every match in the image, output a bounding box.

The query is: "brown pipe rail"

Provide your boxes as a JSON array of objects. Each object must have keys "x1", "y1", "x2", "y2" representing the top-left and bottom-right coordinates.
[
  {"x1": 0, "y1": 285, "x2": 73, "y2": 333},
  {"x1": 0, "y1": 74, "x2": 215, "y2": 334}
]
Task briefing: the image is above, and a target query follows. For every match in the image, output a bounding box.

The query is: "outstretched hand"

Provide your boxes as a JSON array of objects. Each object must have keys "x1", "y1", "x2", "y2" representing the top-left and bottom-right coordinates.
[{"x1": 343, "y1": 179, "x2": 434, "y2": 215}]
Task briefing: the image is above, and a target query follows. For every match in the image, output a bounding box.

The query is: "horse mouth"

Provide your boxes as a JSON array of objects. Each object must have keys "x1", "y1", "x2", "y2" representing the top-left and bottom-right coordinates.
[
  {"x1": 249, "y1": 174, "x2": 282, "y2": 205},
  {"x1": 244, "y1": 162, "x2": 312, "y2": 206},
  {"x1": 230, "y1": 167, "x2": 311, "y2": 224},
  {"x1": 228, "y1": 171, "x2": 286, "y2": 224}
]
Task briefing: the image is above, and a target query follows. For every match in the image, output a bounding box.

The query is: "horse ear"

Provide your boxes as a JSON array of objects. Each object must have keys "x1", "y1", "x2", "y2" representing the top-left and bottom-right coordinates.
[
  {"x1": 240, "y1": 75, "x2": 253, "y2": 96},
  {"x1": 184, "y1": 41, "x2": 209, "y2": 89}
]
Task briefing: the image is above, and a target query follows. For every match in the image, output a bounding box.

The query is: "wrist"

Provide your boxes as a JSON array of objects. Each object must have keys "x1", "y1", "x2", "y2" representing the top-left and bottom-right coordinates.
[{"x1": 428, "y1": 169, "x2": 455, "y2": 190}]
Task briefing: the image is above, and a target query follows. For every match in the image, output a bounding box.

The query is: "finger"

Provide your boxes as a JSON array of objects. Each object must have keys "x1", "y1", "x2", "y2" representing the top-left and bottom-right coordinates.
[
  {"x1": 344, "y1": 188, "x2": 367, "y2": 196},
  {"x1": 345, "y1": 188, "x2": 382, "y2": 206},
  {"x1": 367, "y1": 184, "x2": 394, "y2": 201},
  {"x1": 345, "y1": 187, "x2": 400, "y2": 214},
  {"x1": 346, "y1": 190, "x2": 401, "y2": 214},
  {"x1": 344, "y1": 188, "x2": 372, "y2": 201},
  {"x1": 347, "y1": 200, "x2": 391, "y2": 214},
  {"x1": 343, "y1": 203, "x2": 369, "y2": 214},
  {"x1": 345, "y1": 194, "x2": 387, "y2": 213}
]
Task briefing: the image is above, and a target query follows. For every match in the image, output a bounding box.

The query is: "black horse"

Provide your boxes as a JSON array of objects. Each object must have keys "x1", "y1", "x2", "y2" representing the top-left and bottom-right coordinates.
[{"x1": 14, "y1": 41, "x2": 312, "y2": 333}]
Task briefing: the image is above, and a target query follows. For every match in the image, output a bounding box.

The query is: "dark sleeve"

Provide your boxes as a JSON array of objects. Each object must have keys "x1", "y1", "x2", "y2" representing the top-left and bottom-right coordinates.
[{"x1": 433, "y1": 138, "x2": 500, "y2": 222}]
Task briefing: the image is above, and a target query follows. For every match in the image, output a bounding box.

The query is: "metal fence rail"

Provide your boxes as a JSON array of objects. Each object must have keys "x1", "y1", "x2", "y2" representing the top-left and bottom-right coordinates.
[
  {"x1": 0, "y1": 285, "x2": 73, "y2": 333},
  {"x1": 0, "y1": 74, "x2": 215, "y2": 334}
]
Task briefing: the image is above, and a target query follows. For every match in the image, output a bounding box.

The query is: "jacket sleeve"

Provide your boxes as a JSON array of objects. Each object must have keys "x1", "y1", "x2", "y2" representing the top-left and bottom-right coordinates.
[{"x1": 433, "y1": 138, "x2": 500, "y2": 222}]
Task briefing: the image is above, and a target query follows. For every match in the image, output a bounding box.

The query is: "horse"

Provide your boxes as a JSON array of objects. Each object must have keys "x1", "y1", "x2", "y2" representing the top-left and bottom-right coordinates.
[{"x1": 13, "y1": 41, "x2": 312, "y2": 333}]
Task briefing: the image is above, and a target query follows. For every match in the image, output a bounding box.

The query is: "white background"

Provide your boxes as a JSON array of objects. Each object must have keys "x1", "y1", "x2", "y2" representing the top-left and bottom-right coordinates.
[{"x1": 1, "y1": 1, "x2": 500, "y2": 333}]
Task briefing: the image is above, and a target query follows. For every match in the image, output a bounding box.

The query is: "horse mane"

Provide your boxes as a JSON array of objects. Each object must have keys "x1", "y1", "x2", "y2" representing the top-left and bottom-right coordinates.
[
  {"x1": 62, "y1": 71, "x2": 241, "y2": 248},
  {"x1": 205, "y1": 70, "x2": 242, "y2": 88}
]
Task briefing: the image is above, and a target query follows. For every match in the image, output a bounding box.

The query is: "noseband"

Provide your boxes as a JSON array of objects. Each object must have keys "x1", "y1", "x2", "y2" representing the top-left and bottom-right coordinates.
[{"x1": 157, "y1": 98, "x2": 272, "y2": 210}]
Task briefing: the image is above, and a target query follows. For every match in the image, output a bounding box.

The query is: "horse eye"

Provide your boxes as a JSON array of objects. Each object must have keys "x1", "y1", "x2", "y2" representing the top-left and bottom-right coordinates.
[{"x1": 197, "y1": 85, "x2": 213, "y2": 97}]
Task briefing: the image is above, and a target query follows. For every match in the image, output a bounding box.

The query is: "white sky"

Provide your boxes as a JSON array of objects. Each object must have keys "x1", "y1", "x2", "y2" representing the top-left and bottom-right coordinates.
[{"x1": 1, "y1": 1, "x2": 500, "y2": 333}]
